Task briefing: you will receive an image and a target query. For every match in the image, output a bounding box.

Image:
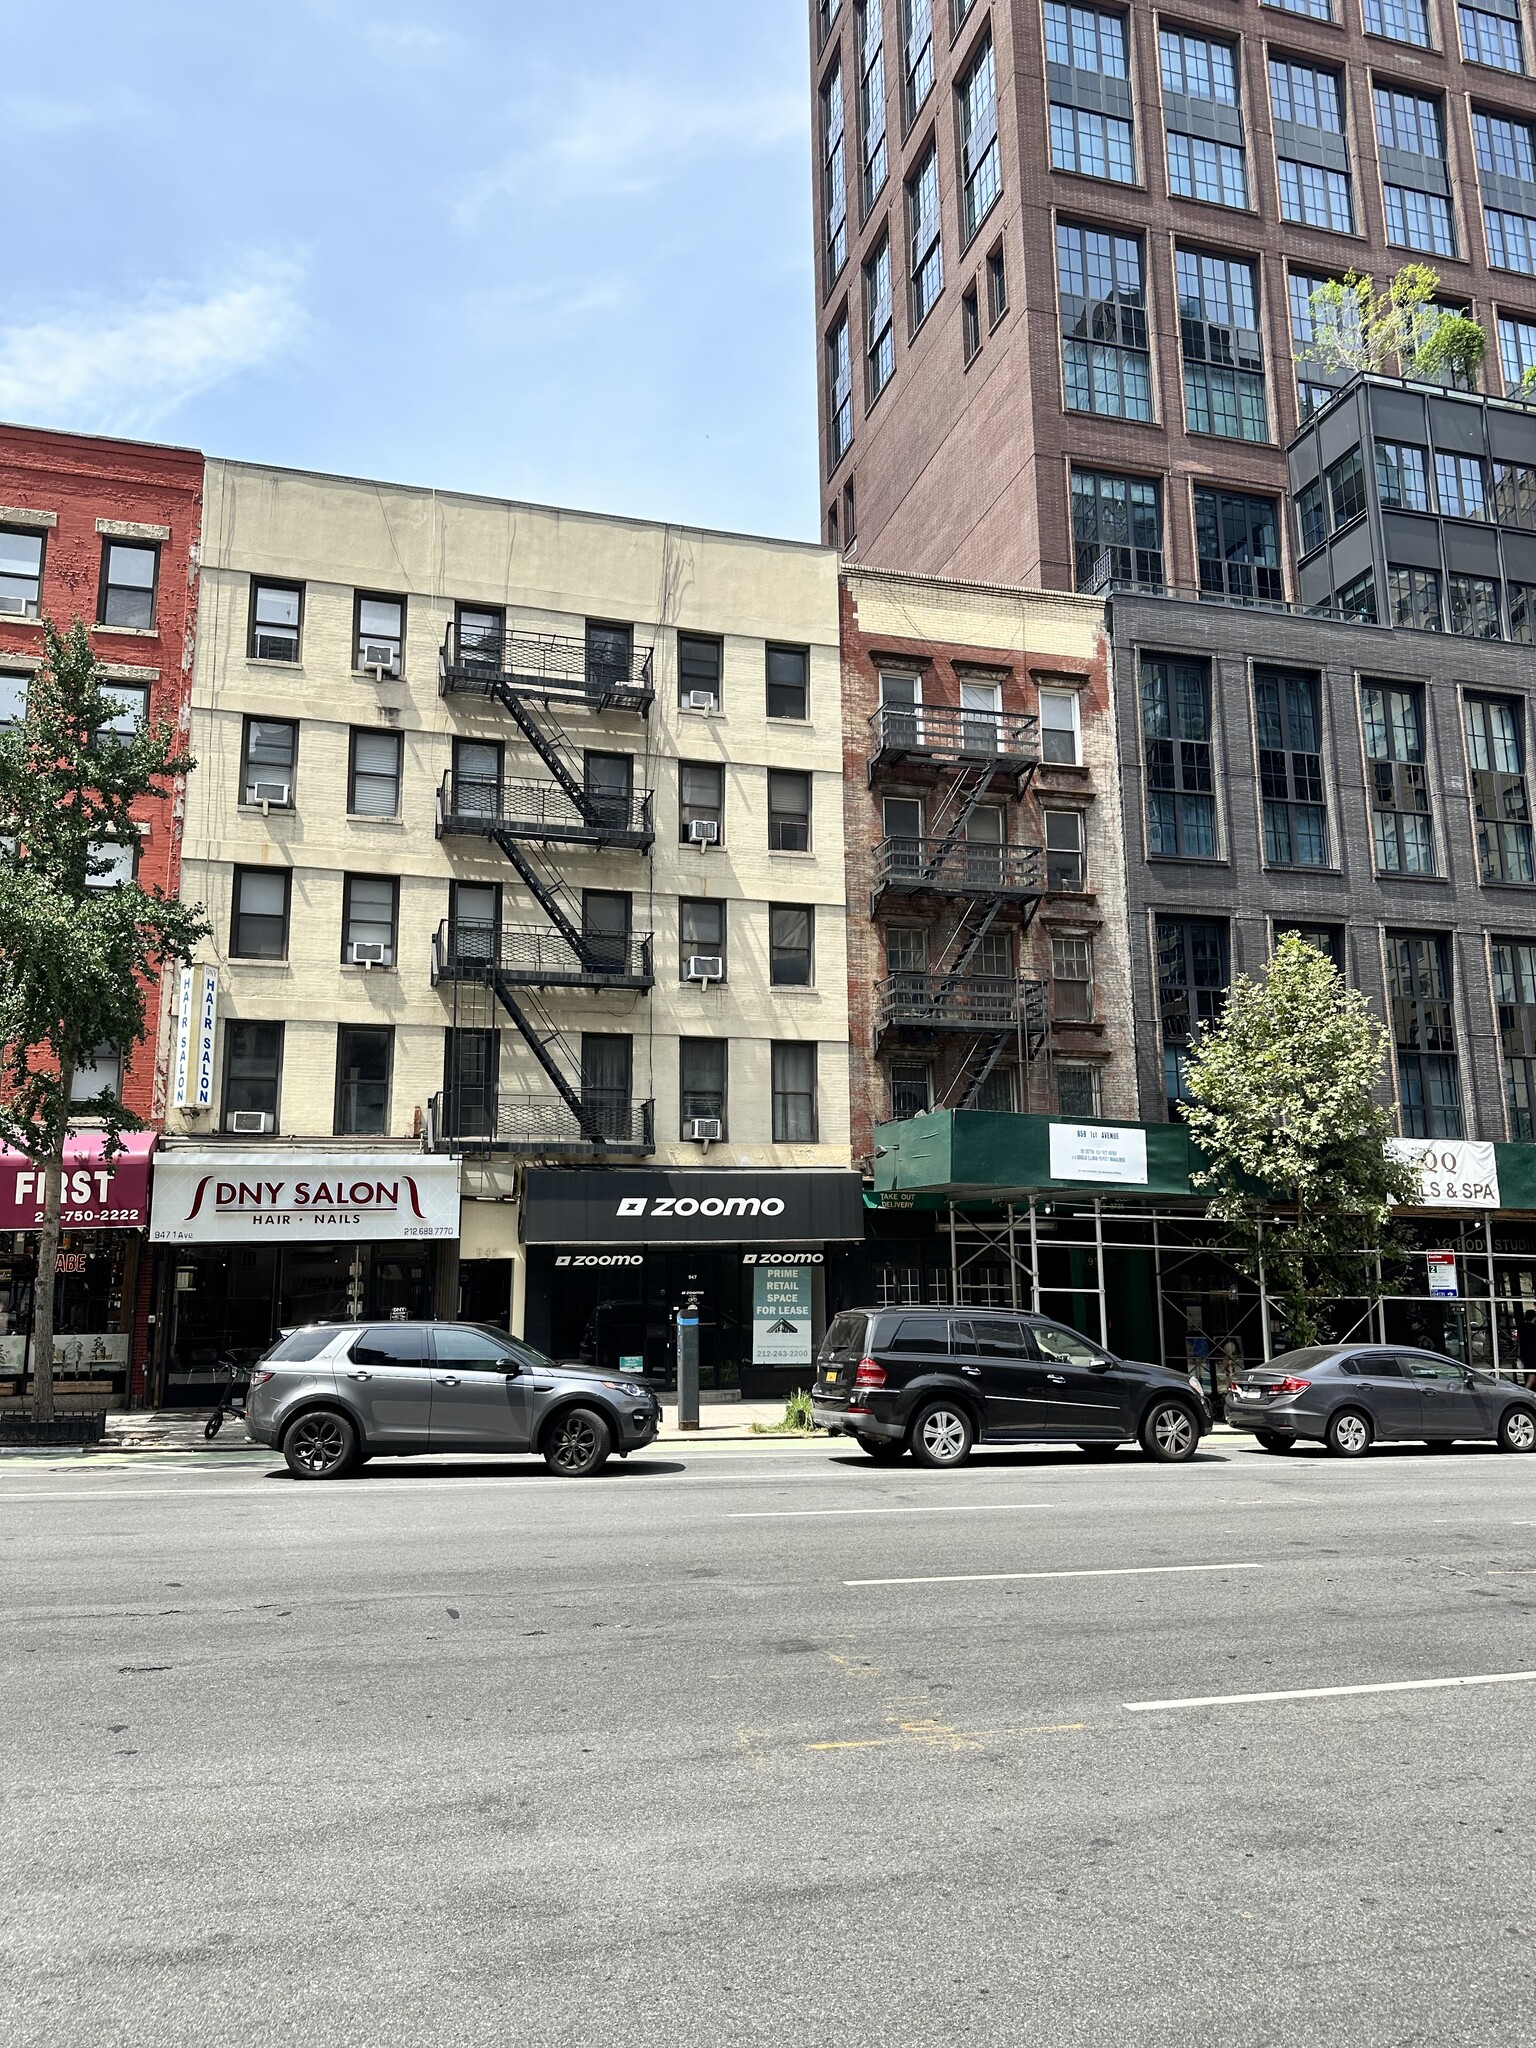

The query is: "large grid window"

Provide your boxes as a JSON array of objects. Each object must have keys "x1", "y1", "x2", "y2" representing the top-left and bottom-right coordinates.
[
  {"x1": 1070, "y1": 469, "x2": 1163, "y2": 589},
  {"x1": 1436, "y1": 450, "x2": 1488, "y2": 519},
  {"x1": 1279, "y1": 159, "x2": 1354, "y2": 232},
  {"x1": 827, "y1": 314, "x2": 853, "y2": 468},
  {"x1": 1493, "y1": 940, "x2": 1536, "y2": 1137},
  {"x1": 1161, "y1": 30, "x2": 1247, "y2": 209},
  {"x1": 1387, "y1": 563, "x2": 1444, "y2": 630},
  {"x1": 902, "y1": 0, "x2": 934, "y2": 119},
  {"x1": 1255, "y1": 668, "x2": 1328, "y2": 866},
  {"x1": 1466, "y1": 695, "x2": 1535, "y2": 881},
  {"x1": 1364, "y1": 0, "x2": 1432, "y2": 44},
  {"x1": 958, "y1": 32, "x2": 1001, "y2": 240},
  {"x1": 1376, "y1": 89, "x2": 1456, "y2": 255},
  {"x1": 1268, "y1": 0, "x2": 1332, "y2": 15},
  {"x1": 1269, "y1": 58, "x2": 1343, "y2": 129},
  {"x1": 1045, "y1": 1, "x2": 1128, "y2": 72},
  {"x1": 1157, "y1": 919, "x2": 1228, "y2": 1118},
  {"x1": 864, "y1": 236, "x2": 894, "y2": 401},
  {"x1": 1159, "y1": 27, "x2": 1238, "y2": 102},
  {"x1": 1476, "y1": 112, "x2": 1536, "y2": 271},
  {"x1": 1387, "y1": 933, "x2": 1463, "y2": 1139},
  {"x1": 1178, "y1": 251, "x2": 1268, "y2": 441},
  {"x1": 907, "y1": 145, "x2": 943, "y2": 329},
  {"x1": 1046, "y1": 3, "x2": 1134, "y2": 182},
  {"x1": 1494, "y1": 459, "x2": 1536, "y2": 525},
  {"x1": 1377, "y1": 440, "x2": 1431, "y2": 510},
  {"x1": 1500, "y1": 312, "x2": 1536, "y2": 390},
  {"x1": 1058, "y1": 225, "x2": 1151, "y2": 419},
  {"x1": 772, "y1": 1043, "x2": 819, "y2": 1142},
  {"x1": 857, "y1": 0, "x2": 888, "y2": 210},
  {"x1": 1195, "y1": 489, "x2": 1282, "y2": 602},
  {"x1": 821, "y1": 58, "x2": 848, "y2": 282},
  {"x1": 1141, "y1": 655, "x2": 1216, "y2": 857},
  {"x1": 1363, "y1": 681, "x2": 1435, "y2": 872},
  {"x1": 1448, "y1": 573, "x2": 1503, "y2": 637},
  {"x1": 1460, "y1": 3, "x2": 1525, "y2": 69},
  {"x1": 1290, "y1": 270, "x2": 1348, "y2": 419}
]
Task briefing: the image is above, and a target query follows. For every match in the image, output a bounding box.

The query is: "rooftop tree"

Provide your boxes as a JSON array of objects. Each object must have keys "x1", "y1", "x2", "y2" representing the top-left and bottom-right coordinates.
[
  {"x1": 1299, "y1": 264, "x2": 1486, "y2": 389},
  {"x1": 1181, "y1": 935, "x2": 1421, "y2": 1352},
  {"x1": 0, "y1": 621, "x2": 208, "y2": 1422}
]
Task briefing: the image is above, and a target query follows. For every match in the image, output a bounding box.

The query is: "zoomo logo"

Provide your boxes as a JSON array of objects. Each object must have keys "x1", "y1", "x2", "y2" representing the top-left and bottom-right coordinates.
[{"x1": 615, "y1": 1195, "x2": 786, "y2": 1220}]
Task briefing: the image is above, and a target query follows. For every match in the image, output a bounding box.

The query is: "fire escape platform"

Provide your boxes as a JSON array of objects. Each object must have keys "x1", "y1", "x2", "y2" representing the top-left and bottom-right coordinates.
[
  {"x1": 438, "y1": 777, "x2": 655, "y2": 853},
  {"x1": 433, "y1": 923, "x2": 655, "y2": 995},
  {"x1": 428, "y1": 1092, "x2": 655, "y2": 1157},
  {"x1": 440, "y1": 628, "x2": 655, "y2": 716}
]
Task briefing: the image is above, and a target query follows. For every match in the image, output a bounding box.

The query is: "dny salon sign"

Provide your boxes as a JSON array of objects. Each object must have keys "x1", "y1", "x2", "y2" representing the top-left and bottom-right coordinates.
[{"x1": 151, "y1": 1153, "x2": 460, "y2": 1243}]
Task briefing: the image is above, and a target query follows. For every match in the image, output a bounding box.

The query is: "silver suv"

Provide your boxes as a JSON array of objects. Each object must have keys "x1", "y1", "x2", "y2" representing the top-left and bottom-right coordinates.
[{"x1": 245, "y1": 1321, "x2": 660, "y2": 1479}]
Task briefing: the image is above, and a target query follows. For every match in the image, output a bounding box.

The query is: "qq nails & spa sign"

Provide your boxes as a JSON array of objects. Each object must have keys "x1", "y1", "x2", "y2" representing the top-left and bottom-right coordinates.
[
  {"x1": 151, "y1": 1153, "x2": 460, "y2": 1243},
  {"x1": 1387, "y1": 1140, "x2": 1500, "y2": 1210}
]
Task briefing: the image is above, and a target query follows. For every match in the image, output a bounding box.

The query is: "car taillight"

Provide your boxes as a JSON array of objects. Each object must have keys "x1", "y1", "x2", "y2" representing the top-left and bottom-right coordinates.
[
  {"x1": 249, "y1": 1368, "x2": 276, "y2": 1388},
  {"x1": 1273, "y1": 1376, "x2": 1311, "y2": 1395},
  {"x1": 853, "y1": 1358, "x2": 886, "y2": 1389}
]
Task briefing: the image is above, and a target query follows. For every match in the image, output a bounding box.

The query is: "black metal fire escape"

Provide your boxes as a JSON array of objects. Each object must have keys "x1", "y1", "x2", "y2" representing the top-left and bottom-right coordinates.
[
  {"x1": 868, "y1": 702, "x2": 1047, "y2": 1112},
  {"x1": 433, "y1": 621, "x2": 657, "y2": 1154}
]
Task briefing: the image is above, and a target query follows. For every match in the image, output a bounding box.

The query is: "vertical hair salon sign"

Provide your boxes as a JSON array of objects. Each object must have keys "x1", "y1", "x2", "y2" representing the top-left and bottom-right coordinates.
[{"x1": 172, "y1": 967, "x2": 218, "y2": 1112}]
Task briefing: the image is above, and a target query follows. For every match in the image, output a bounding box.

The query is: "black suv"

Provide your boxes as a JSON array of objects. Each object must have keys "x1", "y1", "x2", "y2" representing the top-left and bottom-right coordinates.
[{"x1": 812, "y1": 1308, "x2": 1212, "y2": 1467}]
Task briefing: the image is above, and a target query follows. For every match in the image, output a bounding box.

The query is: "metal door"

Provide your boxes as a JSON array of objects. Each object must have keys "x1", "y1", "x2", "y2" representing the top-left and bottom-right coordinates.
[
  {"x1": 954, "y1": 1316, "x2": 1049, "y2": 1436},
  {"x1": 427, "y1": 1326, "x2": 529, "y2": 1449},
  {"x1": 1026, "y1": 1321, "x2": 1132, "y2": 1437},
  {"x1": 1347, "y1": 1352, "x2": 1423, "y2": 1440},
  {"x1": 1403, "y1": 1353, "x2": 1481, "y2": 1436},
  {"x1": 341, "y1": 1325, "x2": 431, "y2": 1443}
]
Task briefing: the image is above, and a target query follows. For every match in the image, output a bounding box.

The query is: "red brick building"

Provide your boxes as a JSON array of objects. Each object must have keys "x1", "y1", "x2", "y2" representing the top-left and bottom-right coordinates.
[
  {"x1": 840, "y1": 566, "x2": 1133, "y2": 1169},
  {"x1": 0, "y1": 425, "x2": 204, "y2": 1403}
]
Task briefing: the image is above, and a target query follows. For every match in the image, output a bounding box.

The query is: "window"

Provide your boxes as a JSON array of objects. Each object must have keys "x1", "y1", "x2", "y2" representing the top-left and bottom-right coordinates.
[
  {"x1": 1167, "y1": 134, "x2": 1248, "y2": 210},
  {"x1": 1375, "y1": 90, "x2": 1456, "y2": 255},
  {"x1": 1046, "y1": 8, "x2": 1134, "y2": 183},
  {"x1": 680, "y1": 897, "x2": 726, "y2": 979},
  {"x1": 1269, "y1": 62, "x2": 1355, "y2": 229},
  {"x1": 1052, "y1": 935, "x2": 1094, "y2": 1022},
  {"x1": 1255, "y1": 668, "x2": 1328, "y2": 866},
  {"x1": 1289, "y1": 270, "x2": 1349, "y2": 419},
  {"x1": 822, "y1": 57, "x2": 848, "y2": 282},
  {"x1": 70, "y1": 1043, "x2": 122, "y2": 1106},
  {"x1": 766, "y1": 644, "x2": 809, "y2": 719},
  {"x1": 1364, "y1": 0, "x2": 1432, "y2": 43},
  {"x1": 248, "y1": 579, "x2": 303, "y2": 661},
  {"x1": 1388, "y1": 933, "x2": 1463, "y2": 1137},
  {"x1": 902, "y1": 0, "x2": 934, "y2": 119},
  {"x1": 819, "y1": 0, "x2": 842, "y2": 38},
  {"x1": 1435, "y1": 451, "x2": 1488, "y2": 520},
  {"x1": 585, "y1": 754, "x2": 635, "y2": 832},
  {"x1": 1050, "y1": 103, "x2": 1136, "y2": 183},
  {"x1": 1460, "y1": 2, "x2": 1525, "y2": 69},
  {"x1": 1070, "y1": 469, "x2": 1163, "y2": 590},
  {"x1": 343, "y1": 874, "x2": 399, "y2": 965},
  {"x1": 452, "y1": 738, "x2": 501, "y2": 824},
  {"x1": 1161, "y1": 31, "x2": 1246, "y2": 204},
  {"x1": 1057, "y1": 225, "x2": 1151, "y2": 420},
  {"x1": 230, "y1": 866, "x2": 291, "y2": 960},
  {"x1": 1268, "y1": 0, "x2": 1332, "y2": 17},
  {"x1": 86, "y1": 838, "x2": 136, "y2": 891},
  {"x1": 98, "y1": 542, "x2": 158, "y2": 631},
  {"x1": 1044, "y1": 810, "x2": 1086, "y2": 890},
  {"x1": 448, "y1": 880, "x2": 498, "y2": 969},
  {"x1": 354, "y1": 593, "x2": 404, "y2": 672},
  {"x1": 1376, "y1": 441, "x2": 1431, "y2": 511},
  {"x1": 0, "y1": 528, "x2": 43, "y2": 619},
  {"x1": 442, "y1": 1027, "x2": 498, "y2": 1139},
  {"x1": 1512, "y1": 582, "x2": 1536, "y2": 640},
  {"x1": 844, "y1": 479, "x2": 857, "y2": 543},
  {"x1": 1194, "y1": 490, "x2": 1282, "y2": 603},
  {"x1": 1327, "y1": 447, "x2": 1367, "y2": 528},
  {"x1": 1280, "y1": 159, "x2": 1354, "y2": 232},
  {"x1": 0, "y1": 672, "x2": 26, "y2": 731},
  {"x1": 680, "y1": 762, "x2": 724, "y2": 842},
  {"x1": 1269, "y1": 57, "x2": 1344, "y2": 129},
  {"x1": 1500, "y1": 312, "x2": 1536, "y2": 391},
  {"x1": 1141, "y1": 655, "x2": 1216, "y2": 856},
  {"x1": 1448, "y1": 573, "x2": 1503, "y2": 637},
  {"x1": 958, "y1": 32, "x2": 1000, "y2": 239},
  {"x1": 1493, "y1": 940, "x2": 1536, "y2": 1135},
  {"x1": 335, "y1": 1025, "x2": 392, "y2": 1137},
  {"x1": 680, "y1": 1040, "x2": 728, "y2": 1138},
  {"x1": 223, "y1": 1022, "x2": 283, "y2": 1129},
  {"x1": 1277, "y1": 923, "x2": 1344, "y2": 968},
  {"x1": 1494, "y1": 460, "x2": 1536, "y2": 526},
  {"x1": 772, "y1": 1042, "x2": 819, "y2": 1142},
  {"x1": 1045, "y1": 2, "x2": 1128, "y2": 75},
  {"x1": 828, "y1": 313, "x2": 853, "y2": 466},
  {"x1": 1178, "y1": 251, "x2": 1267, "y2": 442},
  {"x1": 865, "y1": 236, "x2": 895, "y2": 400},
  {"x1": 1160, "y1": 27, "x2": 1238, "y2": 103},
  {"x1": 963, "y1": 285, "x2": 982, "y2": 363},
  {"x1": 678, "y1": 633, "x2": 722, "y2": 711},
  {"x1": 1466, "y1": 696, "x2": 1535, "y2": 880},
  {"x1": 1297, "y1": 479, "x2": 1327, "y2": 554},
  {"x1": 770, "y1": 905, "x2": 815, "y2": 985},
  {"x1": 889, "y1": 1063, "x2": 933, "y2": 1119},
  {"x1": 581, "y1": 1034, "x2": 634, "y2": 1139},
  {"x1": 857, "y1": 0, "x2": 888, "y2": 210},
  {"x1": 585, "y1": 621, "x2": 634, "y2": 693},
  {"x1": 1387, "y1": 563, "x2": 1444, "y2": 631},
  {"x1": 1157, "y1": 919, "x2": 1228, "y2": 1117},
  {"x1": 1337, "y1": 569, "x2": 1380, "y2": 622},
  {"x1": 582, "y1": 890, "x2": 632, "y2": 974},
  {"x1": 1475, "y1": 112, "x2": 1536, "y2": 271},
  {"x1": 348, "y1": 728, "x2": 403, "y2": 817},
  {"x1": 987, "y1": 243, "x2": 1008, "y2": 323},
  {"x1": 886, "y1": 923, "x2": 929, "y2": 984},
  {"x1": 1362, "y1": 681, "x2": 1435, "y2": 872},
  {"x1": 768, "y1": 771, "x2": 812, "y2": 851},
  {"x1": 1039, "y1": 688, "x2": 1081, "y2": 765},
  {"x1": 241, "y1": 718, "x2": 297, "y2": 806},
  {"x1": 908, "y1": 145, "x2": 943, "y2": 328},
  {"x1": 1057, "y1": 1064, "x2": 1101, "y2": 1116},
  {"x1": 455, "y1": 603, "x2": 504, "y2": 671}
]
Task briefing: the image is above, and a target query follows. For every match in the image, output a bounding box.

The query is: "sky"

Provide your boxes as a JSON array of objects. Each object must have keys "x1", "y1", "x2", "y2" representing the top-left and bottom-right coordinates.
[{"x1": 2, "y1": 1, "x2": 819, "y2": 540}]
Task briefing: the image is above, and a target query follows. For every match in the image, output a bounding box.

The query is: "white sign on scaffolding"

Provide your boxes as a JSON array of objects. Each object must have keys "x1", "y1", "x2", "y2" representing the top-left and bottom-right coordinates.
[
  {"x1": 1048, "y1": 1122, "x2": 1149, "y2": 1186},
  {"x1": 1387, "y1": 1139, "x2": 1500, "y2": 1210}
]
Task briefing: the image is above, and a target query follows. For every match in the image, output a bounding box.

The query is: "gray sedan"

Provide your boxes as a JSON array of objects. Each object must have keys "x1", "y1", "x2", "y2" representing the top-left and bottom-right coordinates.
[{"x1": 1225, "y1": 1343, "x2": 1536, "y2": 1457}]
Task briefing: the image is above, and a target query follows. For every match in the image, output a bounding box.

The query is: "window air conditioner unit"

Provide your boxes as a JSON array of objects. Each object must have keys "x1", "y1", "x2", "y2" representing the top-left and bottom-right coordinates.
[
  {"x1": 227, "y1": 1110, "x2": 274, "y2": 1134},
  {"x1": 684, "y1": 955, "x2": 724, "y2": 983},
  {"x1": 360, "y1": 644, "x2": 400, "y2": 676},
  {"x1": 0, "y1": 593, "x2": 28, "y2": 616},
  {"x1": 246, "y1": 780, "x2": 291, "y2": 807},
  {"x1": 350, "y1": 942, "x2": 390, "y2": 967},
  {"x1": 686, "y1": 1118, "x2": 724, "y2": 1143},
  {"x1": 687, "y1": 819, "x2": 720, "y2": 845},
  {"x1": 686, "y1": 690, "x2": 717, "y2": 712}
]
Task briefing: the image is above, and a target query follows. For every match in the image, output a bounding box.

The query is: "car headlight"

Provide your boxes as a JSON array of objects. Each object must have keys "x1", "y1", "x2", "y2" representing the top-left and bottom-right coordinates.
[{"x1": 1188, "y1": 1374, "x2": 1204, "y2": 1396}]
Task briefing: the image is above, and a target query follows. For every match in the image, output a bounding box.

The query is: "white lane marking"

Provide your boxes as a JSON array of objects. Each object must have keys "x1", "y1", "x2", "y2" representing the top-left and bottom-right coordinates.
[
  {"x1": 731, "y1": 1503, "x2": 1064, "y2": 1521},
  {"x1": 1124, "y1": 1669, "x2": 1536, "y2": 1713},
  {"x1": 847, "y1": 1561, "x2": 1265, "y2": 1587}
]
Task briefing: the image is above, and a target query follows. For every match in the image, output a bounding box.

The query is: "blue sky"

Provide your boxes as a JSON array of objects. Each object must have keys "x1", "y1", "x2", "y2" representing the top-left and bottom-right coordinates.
[{"x1": 1, "y1": 1, "x2": 819, "y2": 540}]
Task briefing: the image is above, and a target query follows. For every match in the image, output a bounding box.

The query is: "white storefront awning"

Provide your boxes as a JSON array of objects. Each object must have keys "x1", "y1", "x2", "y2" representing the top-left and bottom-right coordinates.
[{"x1": 150, "y1": 1152, "x2": 461, "y2": 1244}]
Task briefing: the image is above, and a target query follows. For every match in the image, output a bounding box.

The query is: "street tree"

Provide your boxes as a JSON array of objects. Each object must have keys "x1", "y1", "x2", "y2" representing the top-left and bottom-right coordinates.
[
  {"x1": 0, "y1": 621, "x2": 208, "y2": 1421},
  {"x1": 1181, "y1": 935, "x2": 1421, "y2": 1351}
]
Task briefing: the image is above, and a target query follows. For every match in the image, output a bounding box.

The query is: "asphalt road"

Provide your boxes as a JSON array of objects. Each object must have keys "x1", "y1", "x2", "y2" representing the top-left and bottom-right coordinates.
[{"x1": 2, "y1": 1433, "x2": 1534, "y2": 2048}]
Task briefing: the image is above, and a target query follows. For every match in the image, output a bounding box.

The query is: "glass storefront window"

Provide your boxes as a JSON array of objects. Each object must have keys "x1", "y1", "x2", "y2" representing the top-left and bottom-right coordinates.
[{"x1": 0, "y1": 1232, "x2": 136, "y2": 1393}]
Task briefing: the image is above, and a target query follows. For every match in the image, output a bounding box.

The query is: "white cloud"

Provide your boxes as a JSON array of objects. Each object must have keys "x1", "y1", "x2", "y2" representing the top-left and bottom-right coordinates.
[{"x1": 0, "y1": 259, "x2": 308, "y2": 434}]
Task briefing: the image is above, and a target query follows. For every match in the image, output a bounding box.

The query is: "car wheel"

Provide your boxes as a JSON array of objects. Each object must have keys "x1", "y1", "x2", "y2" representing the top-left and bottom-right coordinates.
[
  {"x1": 1497, "y1": 1405, "x2": 1536, "y2": 1454},
  {"x1": 1326, "y1": 1407, "x2": 1372, "y2": 1459},
  {"x1": 1255, "y1": 1431, "x2": 1295, "y2": 1453},
  {"x1": 855, "y1": 1434, "x2": 907, "y2": 1462},
  {"x1": 544, "y1": 1406, "x2": 612, "y2": 1478},
  {"x1": 908, "y1": 1400, "x2": 975, "y2": 1469},
  {"x1": 1139, "y1": 1400, "x2": 1199, "y2": 1463},
  {"x1": 1077, "y1": 1441, "x2": 1122, "y2": 1459},
  {"x1": 282, "y1": 1408, "x2": 358, "y2": 1480}
]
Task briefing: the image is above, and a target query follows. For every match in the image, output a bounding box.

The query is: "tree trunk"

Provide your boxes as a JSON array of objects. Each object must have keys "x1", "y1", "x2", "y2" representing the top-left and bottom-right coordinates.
[{"x1": 32, "y1": 1147, "x2": 62, "y2": 1424}]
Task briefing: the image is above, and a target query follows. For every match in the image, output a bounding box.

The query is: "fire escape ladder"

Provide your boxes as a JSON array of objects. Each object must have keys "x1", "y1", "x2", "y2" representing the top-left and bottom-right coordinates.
[
  {"x1": 488, "y1": 976, "x2": 606, "y2": 1144},
  {"x1": 1023, "y1": 980, "x2": 1049, "y2": 1062},
  {"x1": 944, "y1": 1033, "x2": 1011, "y2": 1111},
  {"x1": 924, "y1": 764, "x2": 993, "y2": 876},
  {"x1": 491, "y1": 680, "x2": 588, "y2": 812},
  {"x1": 931, "y1": 901, "x2": 1003, "y2": 1002},
  {"x1": 491, "y1": 832, "x2": 586, "y2": 956}
]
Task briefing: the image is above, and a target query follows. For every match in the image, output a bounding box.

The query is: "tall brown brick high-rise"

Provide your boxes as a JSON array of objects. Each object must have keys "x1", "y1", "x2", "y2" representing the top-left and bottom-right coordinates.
[{"x1": 808, "y1": 0, "x2": 1536, "y2": 593}]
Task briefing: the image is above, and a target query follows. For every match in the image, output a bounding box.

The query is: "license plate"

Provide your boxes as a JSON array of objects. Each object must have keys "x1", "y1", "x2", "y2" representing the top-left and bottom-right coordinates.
[{"x1": 824, "y1": 1369, "x2": 840, "y2": 1385}]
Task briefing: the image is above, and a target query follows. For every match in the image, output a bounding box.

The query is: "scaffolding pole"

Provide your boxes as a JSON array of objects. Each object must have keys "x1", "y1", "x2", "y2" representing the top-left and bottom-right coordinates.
[{"x1": 1093, "y1": 1199, "x2": 1107, "y2": 1346}]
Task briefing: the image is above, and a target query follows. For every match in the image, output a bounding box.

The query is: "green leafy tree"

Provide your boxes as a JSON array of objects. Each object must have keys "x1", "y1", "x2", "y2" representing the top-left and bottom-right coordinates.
[
  {"x1": 0, "y1": 622, "x2": 208, "y2": 1421},
  {"x1": 1181, "y1": 936, "x2": 1421, "y2": 1352},
  {"x1": 1299, "y1": 264, "x2": 1485, "y2": 388}
]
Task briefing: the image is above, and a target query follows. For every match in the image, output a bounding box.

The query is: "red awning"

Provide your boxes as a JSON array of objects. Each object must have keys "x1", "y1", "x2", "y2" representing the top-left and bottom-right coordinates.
[{"x1": 0, "y1": 1132, "x2": 156, "y2": 1231}]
